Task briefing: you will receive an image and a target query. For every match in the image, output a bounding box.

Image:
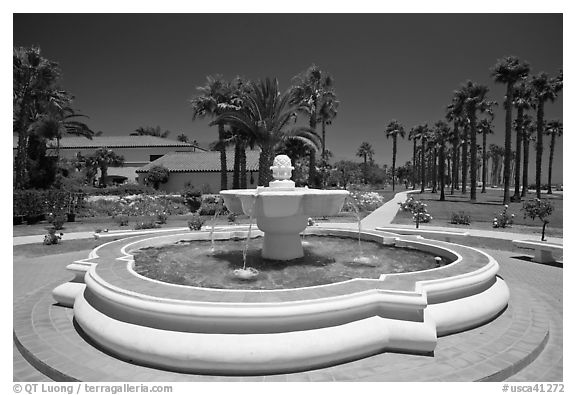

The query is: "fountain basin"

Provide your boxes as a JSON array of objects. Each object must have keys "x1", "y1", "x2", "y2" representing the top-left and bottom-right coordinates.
[{"x1": 53, "y1": 227, "x2": 509, "y2": 375}]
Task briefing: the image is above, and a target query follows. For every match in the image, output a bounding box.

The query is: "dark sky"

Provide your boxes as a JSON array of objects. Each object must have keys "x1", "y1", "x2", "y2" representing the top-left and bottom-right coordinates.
[{"x1": 13, "y1": 13, "x2": 563, "y2": 183}]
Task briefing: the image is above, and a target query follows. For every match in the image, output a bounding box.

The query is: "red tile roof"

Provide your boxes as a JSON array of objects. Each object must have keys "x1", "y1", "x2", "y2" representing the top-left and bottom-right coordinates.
[
  {"x1": 13, "y1": 135, "x2": 203, "y2": 150},
  {"x1": 136, "y1": 150, "x2": 260, "y2": 173}
]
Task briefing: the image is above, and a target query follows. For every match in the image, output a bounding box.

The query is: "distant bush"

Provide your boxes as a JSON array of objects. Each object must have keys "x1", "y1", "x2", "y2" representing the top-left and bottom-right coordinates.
[
  {"x1": 522, "y1": 198, "x2": 554, "y2": 241},
  {"x1": 181, "y1": 186, "x2": 202, "y2": 212},
  {"x1": 43, "y1": 229, "x2": 62, "y2": 245},
  {"x1": 227, "y1": 212, "x2": 237, "y2": 224},
  {"x1": 80, "y1": 183, "x2": 158, "y2": 196},
  {"x1": 398, "y1": 196, "x2": 432, "y2": 228},
  {"x1": 114, "y1": 215, "x2": 130, "y2": 226},
  {"x1": 450, "y1": 212, "x2": 471, "y2": 225},
  {"x1": 198, "y1": 195, "x2": 228, "y2": 216},
  {"x1": 156, "y1": 213, "x2": 168, "y2": 224},
  {"x1": 188, "y1": 214, "x2": 205, "y2": 231},
  {"x1": 133, "y1": 218, "x2": 160, "y2": 230}
]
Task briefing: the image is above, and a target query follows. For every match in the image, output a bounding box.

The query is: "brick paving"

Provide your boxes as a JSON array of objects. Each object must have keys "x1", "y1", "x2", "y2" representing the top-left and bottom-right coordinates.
[{"x1": 13, "y1": 239, "x2": 563, "y2": 382}]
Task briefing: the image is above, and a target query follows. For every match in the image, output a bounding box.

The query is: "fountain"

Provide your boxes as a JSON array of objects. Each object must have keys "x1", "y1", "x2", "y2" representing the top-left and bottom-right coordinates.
[
  {"x1": 50, "y1": 154, "x2": 510, "y2": 375},
  {"x1": 220, "y1": 155, "x2": 349, "y2": 261}
]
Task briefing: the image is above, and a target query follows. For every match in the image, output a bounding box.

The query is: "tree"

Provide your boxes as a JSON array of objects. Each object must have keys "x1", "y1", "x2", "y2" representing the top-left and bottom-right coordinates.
[
  {"x1": 131, "y1": 125, "x2": 170, "y2": 138},
  {"x1": 448, "y1": 89, "x2": 470, "y2": 195},
  {"x1": 433, "y1": 121, "x2": 452, "y2": 201},
  {"x1": 356, "y1": 142, "x2": 374, "y2": 184},
  {"x1": 191, "y1": 75, "x2": 242, "y2": 190},
  {"x1": 511, "y1": 80, "x2": 533, "y2": 201},
  {"x1": 446, "y1": 107, "x2": 464, "y2": 195},
  {"x1": 13, "y1": 46, "x2": 70, "y2": 189},
  {"x1": 491, "y1": 56, "x2": 530, "y2": 204},
  {"x1": 408, "y1": 126, "x2": 424, "y2": 189},
  {"x1": 289, "y1": 64, "x2": 338, "y2": 187},
  {"x1": 212, "y1": 78, "x2": 320, "y2": 186},
  {"x1": 412, "y1": 124, "x2": 430, "y2": 193},
  {"x1": 455, "y1": 81, "x2": 493, "y2": 202},
  {"x1": 522, "y1": 198, "x2": 554, "y2": 241},
  {"x1": 545, "y1": 120, "x2": 562, "y2": 194},
  {"x1": 477, "y1": 118, "x2": 494, "y2": 193},
  {"x1": 530, "y1": 71, "x2": 563, "y2": 198},
  {"x1": 86, "y1": 147, "x2": 124, "y2": 187},
  {"x1": 333, "y1": 160, "x2": 361, "y2": 188},
  {"x1": 146, "y1": 165, "x2": 170, "y2": 190},
  {"x1": 385, "y1": 120, "x2": 406, "y2": 191},
  {"x1": 177, "y1": 133, "x2": 189, "y2": 143}
]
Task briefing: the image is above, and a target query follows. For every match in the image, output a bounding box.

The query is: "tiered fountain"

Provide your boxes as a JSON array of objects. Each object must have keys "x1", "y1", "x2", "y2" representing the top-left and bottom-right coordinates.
[{"x1": 51, "y1": 155, "x2": 509, "y2": 375}]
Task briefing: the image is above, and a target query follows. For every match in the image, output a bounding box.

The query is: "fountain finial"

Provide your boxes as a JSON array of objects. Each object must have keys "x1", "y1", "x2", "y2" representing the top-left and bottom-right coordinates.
[{"x1": 269, "y1": 154, "x2": 295, "y2": 190}]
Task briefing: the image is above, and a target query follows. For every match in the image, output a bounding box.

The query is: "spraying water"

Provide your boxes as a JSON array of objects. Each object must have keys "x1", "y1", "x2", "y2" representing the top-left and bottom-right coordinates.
[
  {"x1": 346, "y1": 196, "x2": 379, "y2": 267},
  {"x1": 209, "y1": 208, "x2": 221, "y2": 253},
  {"x1": 235, "y1": 194, "x2": 259, "y2": 280}
]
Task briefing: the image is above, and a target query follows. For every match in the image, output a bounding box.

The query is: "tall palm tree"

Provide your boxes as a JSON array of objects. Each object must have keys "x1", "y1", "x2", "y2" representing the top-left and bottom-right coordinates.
[
  {"x1": 13, "y1": 46, "x2": 69, "y2": 189},
  {"x1": 289, "y1": 64, "x2": 337, "y2": 188},
  {"x1": 511, "y1": 80, "x2": 533, "y2": 201},
  {"x1": 433, "y1": 121, "x2": 451, "y2": 201},
  {"x1": 456, "y1": 81, "x2": 493, "y2": 202},
  {"x1": 385, "y1": 120, "x2": 406, "y2": 191},
  {"x1": 448, "y1": 89, "x2": 470, "y2": 194},
  {"x1": 212, "y1": 78, "x2": 320, "y2": 186},
  {"x1": 356, "y1": 142, "x2": 374, "y2": 184},
  {"x1": 408, "y1": 126, "x2": 425, "y2": 189},
  {"x1": 518, "y1": 115, "x2": 535, "y2": 197},
  {"x1": 190, "y1": 75, "x2": 241, "y2": 190},
  {"x1": 491, "y1": 56, "x2": 530, "y2": 204},
  {"x1": 545, "y1": 120, "x2": 562, "y2": 194},
  {"x1": 176, "y1": 133, "x2": 189, "y2": 143},
  {"x1": 530, "y1": 71, "x2": 563, "y2": 198},
  {"x1": 477, "y1": 118, "x2": 494, "y2": 193},
  {"x1": 446, "y1": 107, "x2": 465, "y2": 195}
]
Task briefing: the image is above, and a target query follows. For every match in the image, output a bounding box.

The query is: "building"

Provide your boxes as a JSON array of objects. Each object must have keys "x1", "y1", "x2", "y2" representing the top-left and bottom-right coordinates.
[
  {"x1": 13, "y1": 135, "x2": 205, "y2": 183},
  {"x1": 136, "y1": 150, "x2": 260, "y2": 193}
]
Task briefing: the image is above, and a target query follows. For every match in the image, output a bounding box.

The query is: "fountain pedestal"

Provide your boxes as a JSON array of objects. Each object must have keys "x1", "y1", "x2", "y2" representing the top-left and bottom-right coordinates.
[{"x1": 258, "y1": 215, "x2": 308, "y2": 260}]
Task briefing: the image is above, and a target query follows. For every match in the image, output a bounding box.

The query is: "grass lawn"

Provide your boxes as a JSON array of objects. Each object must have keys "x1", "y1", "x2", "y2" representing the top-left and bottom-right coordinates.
[{"x1": 392, "y1": 188, "x2": 563, "y2": 237}]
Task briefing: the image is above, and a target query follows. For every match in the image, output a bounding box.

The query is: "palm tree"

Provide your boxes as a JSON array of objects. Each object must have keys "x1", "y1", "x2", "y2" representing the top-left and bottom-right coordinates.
[
  {"x1": 408, "y1": 125, "x2": 425, "y2": 189},
  {"x1": 455, "y1": 81, "x2": 493, "y2": 201},
  {"x1": 448, "y1": 89, "x2": 470, "y2": 194},
  {"x1": 86, "y1": 147, "x2": 124, "y2": 187},
  {"x1": 13, "y1": 46, "x2": 69, "y2": 189},
  {"x1": 190, "y1": 75, "x2": 242, "y2": 190},
  {"x1": 446, "y1": 107, "x2": 464, "y2": 195},
  {"x1": 491, "y1": 56, "x2": 530, "y2": 204},
  {"x1": 289, "y1": 64, "x2": 337, "y2": 187},
  {"x1": 518, "y1": 115, "x2": 535, "y2": 197},
  {"x1": 212, "y1": 78, "x2": 320, "y2": 186},
  {"x1": 433, "y1": 121, "x2": 451, "y2": 201},
  {"x1": 385, "y1": 120, "x2": 406, "y2": 191},
  {"x1": 545, "y1": 120, "x2": 562, "y2": 194},
  {"x1": 131, "y1": 125, "x2": 170, "y2": 138},
  {"x1": 477, "y1": 118, "x2": 494, "y2": 193},
  {"x1": 511, "y1": 80, "x2": 533, "y2": 201},
  {"x1": 176, "y1": 133, "x2": 189, "y2": 143},
  {"x1": 356, "y1": 142, "x2": 374, "y2": 184},
  {"x1": 530, "y1": 71, "x2": 563, "y2": 198}
]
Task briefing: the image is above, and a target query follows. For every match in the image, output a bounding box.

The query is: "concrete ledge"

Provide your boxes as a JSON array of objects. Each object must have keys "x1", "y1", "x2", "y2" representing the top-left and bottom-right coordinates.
[
  {"x1": 512, "y1": 240, "x2": 563, "y2": 264},
  {"x1": 375, "y1": 226, "x2": 469, "y2": 242}
]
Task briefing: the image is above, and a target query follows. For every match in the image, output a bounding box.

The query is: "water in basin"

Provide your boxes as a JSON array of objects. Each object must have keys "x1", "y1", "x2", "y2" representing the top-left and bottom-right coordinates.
[{"x1": 132, "y1": 236, "x2": 449, "y2": 290}]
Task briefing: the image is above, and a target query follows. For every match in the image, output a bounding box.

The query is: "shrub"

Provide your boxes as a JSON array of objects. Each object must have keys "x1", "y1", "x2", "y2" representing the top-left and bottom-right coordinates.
[
  {"x1": 227, "y1": 212, "x2": 237, "y2": 224},
  {"x1": 115, "y1": 215, "x2": 130, "y2": 226},
  {"x1": 398, "y1": 196, "x2": 432, "y2": 228},
  {"x1": 198, "y1": 195, "x2": 228, "y2": 216},
  {"x1": 51, "y1": 216, "x2": 66, "y2": 230},
  {"x1": 156, "y1": 213, "x2": 168, "y2": 224},
  {"x1": 133, "y1": 218, "x2": 160, "y2": 230},
  {"x1": 80, "y1": 183, "x2": 158, "y2": 196},
  {"x1": 43, "y1": 229, "x2": 62, "y2": 245},
  {"x1": 181, "y1": 186, "x2": 202, "y2": 212},
  {"x1": 145, "y1": 166, "x2": 170, "y2": 190},
  {"x1": 450, "y1": 212, "x2": 471, "y2": 225},
  {"x1": 522, "y1": 198, "x2": 554, "y2": 241},
  {"x1": 188, "y1": 214, "x2": 205, "y2": 231},
  {"x1": 492, "y1": 205, "x2": 514, "y2": 228}
]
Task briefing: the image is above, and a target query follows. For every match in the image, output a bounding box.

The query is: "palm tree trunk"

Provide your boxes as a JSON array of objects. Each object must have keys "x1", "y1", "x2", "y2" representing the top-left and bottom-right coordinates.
[
  {"x1": 547, "y1": 133, "x2": 556, "y2": 194},
  {"x1": 308, "y1": 150, "x2": 317, "y2": 187},
  {"x1": 469, "y1": 113, "x2": 478, "y2": 202},
  {"x1": 412, "y1": 139, "x2": 417, "y2": 189},
  {"x1": 392, "y1": 136, "x2": 397, "y2": 191},
  {"x1": 455, "y1": 144, "x2": 460, "y2": 190},
  {"x1": 481, "y1": 132, "x2": 487, "y2": 193},
  {"x1": 535, "y1": 100, "x2": 544, "y2": 199},
  {"x1": 420, "y1": 139, "x2": 426, "y2": 192},
  {"x1": 522, "y1": 134, "x2": 530, "y2": 197},
  {"x1": 431, "y1": 147, "x2": 437, "y2": 193},
  {"x1": 512, "y1": 109, "x2": 524, "y2": 200},
  {"x1": 218, "y1": 123, "x2": 227, "y2": 190},
  {"x1": 233, "y1": 140, "x2": 241, "y2": 189},
  {"x1": 363, "y1": 156, "x2": 368, "y2": 184},
  {"x1": 239, "y1": 140, "x2": 247, "y2": 189},
  {"x1": 502, "y1": 83, "x2": 514, "y2": 204},
  {"x1": 258, "y1": 142, "x2": 274, "y2": 186},
  {"x1": 99, "y1": 166, "x2": 108, "y2": 187},
  {"x1": 461, "y1": 132, "x2": 468, "y2": 194},
  {"x1": 439, "y1": 143, "x2": 446, "y2": 201}
]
